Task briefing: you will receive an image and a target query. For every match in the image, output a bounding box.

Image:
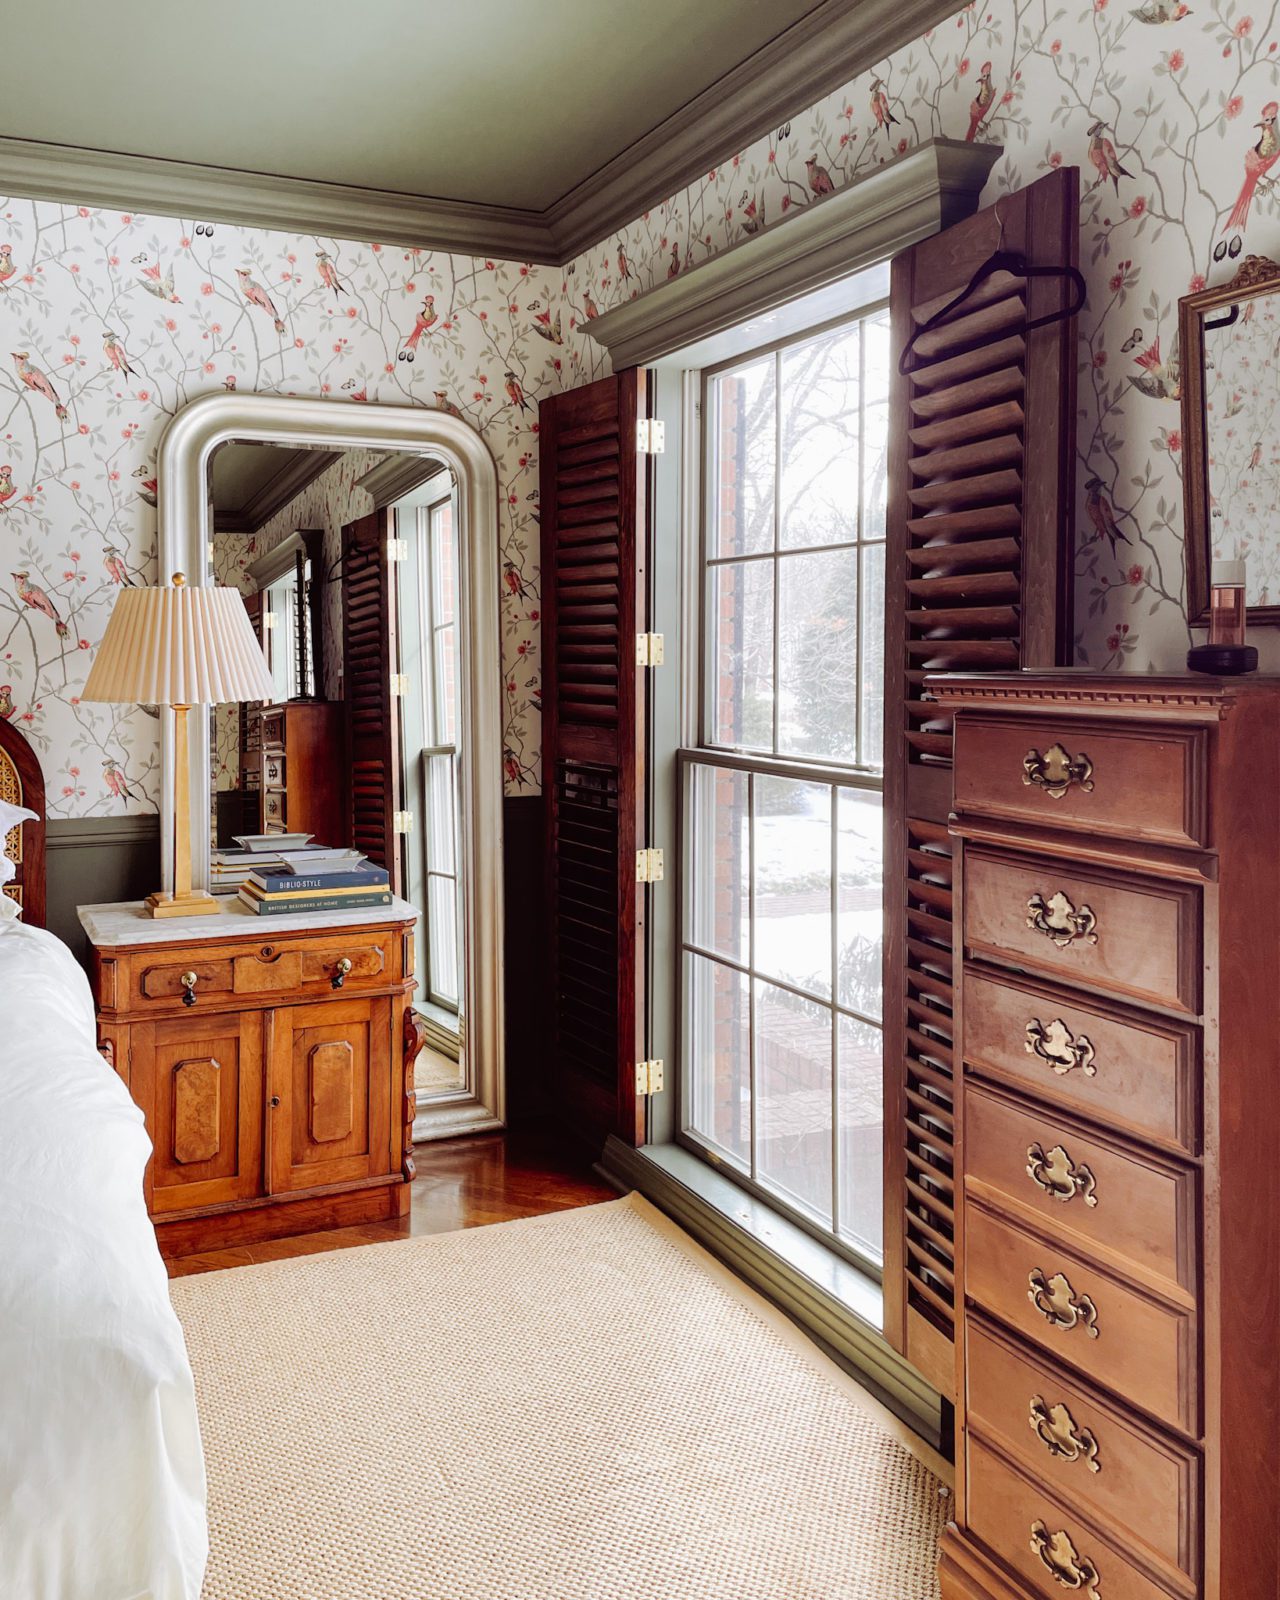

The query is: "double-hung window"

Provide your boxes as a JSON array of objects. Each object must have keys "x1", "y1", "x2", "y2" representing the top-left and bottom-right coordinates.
[{"x1": 680, "y1": 305, "x2": 889, "y2": 1272}]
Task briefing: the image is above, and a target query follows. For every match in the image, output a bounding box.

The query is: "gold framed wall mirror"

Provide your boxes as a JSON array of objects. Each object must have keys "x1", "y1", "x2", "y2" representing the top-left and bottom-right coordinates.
[
  {"x1": 157, "y1": 392, "x2": 506, "y2": 1137},
  {"x1": 1179, "y1": 253, "x2": 1280, "y2": 624}
]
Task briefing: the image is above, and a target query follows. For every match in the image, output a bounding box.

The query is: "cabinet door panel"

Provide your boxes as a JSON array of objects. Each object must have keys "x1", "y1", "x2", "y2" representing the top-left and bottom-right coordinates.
[
  {"x1": 269, "y1": 997, "x2": 391, "y2": 1193},
  {"x1": 133, "y1": 1011, "x2": 264, "y2": 1213}
]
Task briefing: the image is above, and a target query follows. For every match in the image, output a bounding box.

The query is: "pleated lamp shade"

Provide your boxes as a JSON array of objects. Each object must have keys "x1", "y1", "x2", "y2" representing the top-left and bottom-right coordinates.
[{"x1": 81, "y1": 574, "x2": 274, "y2": 706}]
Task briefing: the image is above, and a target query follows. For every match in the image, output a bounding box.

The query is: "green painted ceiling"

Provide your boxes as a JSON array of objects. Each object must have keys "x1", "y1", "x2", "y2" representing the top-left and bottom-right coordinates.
[{"x1": 4, "y1": 0, "x2": 823, "y2": 211}]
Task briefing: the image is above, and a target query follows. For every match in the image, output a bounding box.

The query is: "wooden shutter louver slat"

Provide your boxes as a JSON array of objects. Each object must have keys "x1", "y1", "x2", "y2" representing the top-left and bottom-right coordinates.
[{"x1": 883, "y1": 168, "x2": 1079, "y2": 1399}]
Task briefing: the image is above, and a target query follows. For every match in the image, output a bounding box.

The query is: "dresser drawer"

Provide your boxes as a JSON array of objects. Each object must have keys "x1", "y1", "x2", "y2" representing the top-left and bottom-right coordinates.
[
  {"x1": 954, "y1": 712, "x2": 1208, "y2": 848},
  {"x1": 264, "y1": 790, "x2": 286, "y2": 826},
  {"x1": 965, "y1": 1083, "x2": 1196, "y2": 1295},
  {"x1": 127, "y1": 933, "x2": 396, "y2": 1011},
  {"x1": 964, "y1": 967, "x2": 1199, "y2": 1157},
  {"x1": 965, "y1": 1316, "x2": 1199, "y2": 1579},
  {"x1": 964, "y1": 846, "x2": 1201, "y2": 1014},
  {"x1": 263, "y1": 752, "x2": 285, "y2": 789},
  {"x1": 966, "y1": 1436, "x2": 1187, "y2": 1600},
  {"x1": 965, "y1": 1202, "x2": 1197, "y2": 1433},
  {"x1": 259, "y1": 708, "x2": 285, "y2": 750}
]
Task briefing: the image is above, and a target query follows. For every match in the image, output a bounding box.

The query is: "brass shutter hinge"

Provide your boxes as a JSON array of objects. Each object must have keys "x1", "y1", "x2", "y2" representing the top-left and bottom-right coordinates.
[
  {"x1": 635, "y1": 632, "x2": 665, "y2": 667},
  {"x1": 635, "y1": 1059, "x2": 665, "y2": 1096},
  {"x1": 394, "y1": 810, "x2": 414, "y2": 835},
  {"x1": 386, "y1": 537, "x2": 409, "y2": 563},
  {"x1": 636, "y1": 419, "x2": 666, "y2": 454},
  {"x1": 635, "y1": 847, "x2": 665, "y2": 883},
  {"x1": 389, "y1": 673, "x2": 409, "y2": 698}
]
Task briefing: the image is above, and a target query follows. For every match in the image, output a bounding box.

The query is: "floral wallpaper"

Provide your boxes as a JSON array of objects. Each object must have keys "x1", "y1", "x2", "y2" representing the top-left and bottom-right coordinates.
[
  {"x1": 568, "y1": 0, "x2": 1280, "y2": 672},
  {"x1": 0, "y1": 211, "x2": 601, "y2": 814},
  {"x1": 3, "y1": 0, "x2": 1279, "y2": 813},
  {"x1": 1203, "y1": 283, "x2": 1280, "y2": 602}
]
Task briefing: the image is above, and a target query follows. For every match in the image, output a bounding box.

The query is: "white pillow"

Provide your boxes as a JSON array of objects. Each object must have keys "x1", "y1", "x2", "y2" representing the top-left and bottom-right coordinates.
[
  {"x1": 0, "y1": 799, "x2": 37, "y2": 837},
  {"x1": 0, "y1": 854, "x2": 12, "y2": 886},
  {"x1": 0, "y1": 891, "x2": 20, "y2": 924}
]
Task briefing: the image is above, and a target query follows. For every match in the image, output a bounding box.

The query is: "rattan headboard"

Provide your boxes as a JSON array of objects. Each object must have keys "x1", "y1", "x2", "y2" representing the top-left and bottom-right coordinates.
[{"x1": 0, "y1": 717, "x2": 46, "y2": 927}]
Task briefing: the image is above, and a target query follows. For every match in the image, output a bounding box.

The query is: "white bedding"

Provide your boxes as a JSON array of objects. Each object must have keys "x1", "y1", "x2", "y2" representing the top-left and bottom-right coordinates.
[{"x1": 0, "y1": 921, "x2": 207, "y2": 1600}]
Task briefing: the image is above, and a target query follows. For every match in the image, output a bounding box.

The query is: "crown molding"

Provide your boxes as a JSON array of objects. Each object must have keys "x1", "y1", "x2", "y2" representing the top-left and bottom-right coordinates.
[
  {"x1": 354, "y1": 452, "x2": 447, "y2": 510},
  {"x1": 545, "y1": 0, "x2": 966, "y2": 260},
  {"x1": 0, "y1": 0, "x2": 963, "y2": 267},
  {"x1": 0, "y1": 137, "x2": 559, "y2": 262},
  {"x1": 586, "y1": 138, "x2": 1002, "y2": 369},
  {"x1": 212, "y1": 445, "x2": 335, "y2": 536}
]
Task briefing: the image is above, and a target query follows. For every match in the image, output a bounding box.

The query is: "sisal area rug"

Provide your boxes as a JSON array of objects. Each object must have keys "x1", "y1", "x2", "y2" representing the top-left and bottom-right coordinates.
[{"x1": 171, "y1": 1193, "x2": 947, "y2": 1600}]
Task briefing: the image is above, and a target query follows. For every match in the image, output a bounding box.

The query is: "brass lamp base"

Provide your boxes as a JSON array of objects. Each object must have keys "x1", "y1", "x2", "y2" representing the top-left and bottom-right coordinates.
[{"x1": 146, "y1": 888, "x2": 221, "y2": 919}]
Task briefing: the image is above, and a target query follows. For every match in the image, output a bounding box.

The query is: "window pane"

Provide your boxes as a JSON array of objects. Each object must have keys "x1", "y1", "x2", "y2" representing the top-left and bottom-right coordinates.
[
  {"x1": 859, "y1": 542, "x2": 885, "y2": 769},
  {"x1": 427, "y1": 874, "x2": 459, "y2": 1007},
  {"x1": 753, "y1": 775, "x2": 831, "y2": 1000},
  {"x1": 684, "y1": 953, "x2": 750, "y2": 1171},
  {"x1": 756, "y1": 980, "x2": 832, "y2": 1225},
  {"x1": 837, "y1": 789, "x2": 882, "y2": 1021},
  {"x1": 779, "y1": 323, "x2": 860, "y2": 550},
  {"x1": 862, "y1": 312, "x2": 891, "y2": 541},
  {"x1": 777, "y1": 548, "x2": 858, "y2": 763},
  {"x1": 710, "y1": 559, "x2": 773, "y2": 749},
  {"x1": 687, "y1": 763, "x2": 749, "y2": 965},
  {"x1": 425, "y1": 750, "x2": 456, "y2": 872},
  {"x1": 431, "y1": 503, "x2": 456, "y2": 625},
  {"x1": 837, "y1": 1014, "x2": 883, "y2": 1261},
  {"x1": 711, "y1": 357, "x2": 775, "y2": 558}
]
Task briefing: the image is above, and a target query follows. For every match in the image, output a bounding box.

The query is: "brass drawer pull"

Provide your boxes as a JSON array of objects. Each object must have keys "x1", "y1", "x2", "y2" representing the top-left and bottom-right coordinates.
[
  {"x1": 1029, "y1": 1396, "x2": 1101, "y2": 1473},
  {"x1": 1025, "y1": 1017, "x2": 1097, "y2": 1077},
  {"x1": 1029, "y1": 1268, "x2": 1099, "y2": 1338},
  {"x1": 1030, "y1": 1522, "x2": 1101, "y2": 1596},
  {"x1": 1024, "y1": 744, "x2": 1094, "y2": 800},
  {"x1": 1027, "y1": 1143, "x2": 1098, "y2": 1207},
  {"x1": 180, "y1": 970, "x2": 198, "y2": 1008},
  {"x1": 1027, "y1": 890, "x2": 1098, "y2": 949},
  {"x1": 331, "y1": 956, "x2": 353, "y2": 991}
]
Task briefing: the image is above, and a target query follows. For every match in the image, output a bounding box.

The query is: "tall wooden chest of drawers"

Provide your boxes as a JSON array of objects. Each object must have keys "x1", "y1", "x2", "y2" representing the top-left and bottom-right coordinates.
[{"x1": 930, "y1": 673, "x2": 1280, "y2": 1600}]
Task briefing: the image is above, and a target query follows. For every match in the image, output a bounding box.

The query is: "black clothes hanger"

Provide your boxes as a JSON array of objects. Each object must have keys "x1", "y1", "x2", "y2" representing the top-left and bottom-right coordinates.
[
  {"x1": 1203, "y1": 303, "x2": 1240, "y2": 332},
  {"x1": 898, "y1": 247, "x2": 1087, "y2": 375}
]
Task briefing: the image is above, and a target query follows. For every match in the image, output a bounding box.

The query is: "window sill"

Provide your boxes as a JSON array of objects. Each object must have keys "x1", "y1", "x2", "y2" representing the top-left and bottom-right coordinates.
[{"x1": 597, "y1": 1136, "x2": 945, "y2": 1453}]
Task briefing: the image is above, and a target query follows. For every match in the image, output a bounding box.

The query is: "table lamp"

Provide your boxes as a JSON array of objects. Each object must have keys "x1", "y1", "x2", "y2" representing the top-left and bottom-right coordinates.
[{"x1": 81, "y1": 572, "x2": 273, "y2": 917}]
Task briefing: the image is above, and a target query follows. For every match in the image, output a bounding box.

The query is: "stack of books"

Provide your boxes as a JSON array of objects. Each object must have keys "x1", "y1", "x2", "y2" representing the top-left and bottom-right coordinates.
[{"x1": 237, "y1": 859, "x2": 392, "y2": 916}]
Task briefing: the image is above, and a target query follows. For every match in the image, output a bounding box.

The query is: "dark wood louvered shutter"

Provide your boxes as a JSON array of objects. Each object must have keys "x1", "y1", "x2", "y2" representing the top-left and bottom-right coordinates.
[
  {"x1": 342, "y1": 509, "x2": 402, "y2": 891},
  {"x1": 540, "y1": 370, "x2": 652, "y2": 1152},
  {"x1": 882, "y1": 168, "x2": 1079, "y2": 1399}
]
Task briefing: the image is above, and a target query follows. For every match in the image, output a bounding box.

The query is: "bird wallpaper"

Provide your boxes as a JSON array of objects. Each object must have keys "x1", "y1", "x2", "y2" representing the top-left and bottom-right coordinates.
[
  {"x1": 572, "y1": 0, "x2": 1280, "y2": 674},
  {"x1": 0, "y1": 230, "x2": 593, "y2": 813},
  {"x1": 0, "y1": 0, "x2": 1278, "y2": 814}
]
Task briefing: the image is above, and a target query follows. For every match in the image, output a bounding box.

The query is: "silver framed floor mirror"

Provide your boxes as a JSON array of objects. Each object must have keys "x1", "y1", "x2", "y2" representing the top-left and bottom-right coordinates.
[{"x1": 155, "y1": 391, "x2": 506, "y2": 1137}]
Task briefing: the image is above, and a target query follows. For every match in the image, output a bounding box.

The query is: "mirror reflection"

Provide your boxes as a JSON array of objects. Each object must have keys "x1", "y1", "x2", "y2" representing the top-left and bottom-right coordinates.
[
  {"x1": 208, "y1": 440, "x2": 467, "y2": 1099},
  {"x1": 1202, "y1": 287, "x2": 1280, "y2": 606}
]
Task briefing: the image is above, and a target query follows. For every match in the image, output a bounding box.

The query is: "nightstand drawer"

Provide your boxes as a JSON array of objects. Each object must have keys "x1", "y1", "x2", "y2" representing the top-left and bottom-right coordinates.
[
  {"x1": 953, "y1": 712, "x2": 1207, "y2": 848},
  {"x1": 965, "y1": 1201, "x2": 1197, "y2": 1434},
  {"x1": 966, "y1": 1316, "x2": 1199, "y2": 1579},
  {"x1": 964, "y1": 846, "x2": 1201, "y2": 1014},
  {"x1": 965, "y1": 1082, "x2": 1196, "y2": 1296},
  {"x1": 129, "y1": 933, "x2": 396, "y2": 1011},
  {"x1": 966, "y1": 1435, "x2": 1186, "y2": 1600},
  {"x1": 964, "y1": 966, "x2": 1200, "y2": 1157}
]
